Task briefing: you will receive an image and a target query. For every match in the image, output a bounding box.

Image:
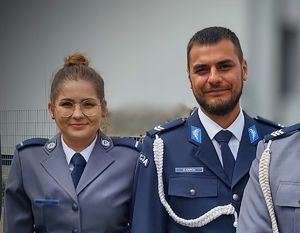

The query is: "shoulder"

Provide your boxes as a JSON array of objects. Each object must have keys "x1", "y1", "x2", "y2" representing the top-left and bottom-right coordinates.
[
  {"x1": 111, "y1": 136, "x2": 142, "y2": 153},
  {"x1": 264, "y1": 122, "x2": 300, "y2": 142},
  {"x1": 16, "y1": 137, "x2": 49, "y2": 151},
  {"x1": 146, "y1": 118, "x2": 186, "y2": 138},
  {"x1": 253, "y1": 116, "x2": 284, "y2": 129}
]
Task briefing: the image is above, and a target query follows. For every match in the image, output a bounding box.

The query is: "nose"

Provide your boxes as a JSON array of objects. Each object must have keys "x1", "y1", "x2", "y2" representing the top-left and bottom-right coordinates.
[
  {"x1": 72, "y1": 103, "x2": 84, "y2": 118},
  {"x1": 207, "y1": 67, "x2": 222, "y2": 84}
]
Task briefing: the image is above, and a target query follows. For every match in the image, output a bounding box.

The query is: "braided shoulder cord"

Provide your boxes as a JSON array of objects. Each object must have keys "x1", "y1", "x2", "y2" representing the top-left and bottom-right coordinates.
[
  {"x1": 258, "y1": 140, "x2": 279, "y2": 233},
  {"x1": 153, "y1": 135, "x2": 238, "y2": 228}
]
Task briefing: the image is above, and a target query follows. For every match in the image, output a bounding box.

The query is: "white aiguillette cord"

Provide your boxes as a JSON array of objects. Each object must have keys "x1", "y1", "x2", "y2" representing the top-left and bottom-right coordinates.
[
  {"x1": 153, "y1": 135, "x2": 238, "y2": 228},
  {"x1": 258, "y1": 140, "x2": 279, "y2": 233}
]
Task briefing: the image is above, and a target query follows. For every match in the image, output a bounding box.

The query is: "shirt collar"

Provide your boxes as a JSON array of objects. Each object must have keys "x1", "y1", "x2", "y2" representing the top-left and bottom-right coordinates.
[
  {"x1": 61, "y1": 135, "x2": 98, "y2": 165},
  {"x1": 197, "y1": 107, "x2": 244, "y2": 142}
]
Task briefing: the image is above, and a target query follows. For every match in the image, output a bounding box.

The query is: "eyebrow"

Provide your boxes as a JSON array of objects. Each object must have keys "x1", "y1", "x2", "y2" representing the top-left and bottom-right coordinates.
[
  {"x1": 217, "y1": 59, "x2": 235, "y2": 66},
  {"x1": 58, "y1": 98, "x2": 98, "y2": 102}
]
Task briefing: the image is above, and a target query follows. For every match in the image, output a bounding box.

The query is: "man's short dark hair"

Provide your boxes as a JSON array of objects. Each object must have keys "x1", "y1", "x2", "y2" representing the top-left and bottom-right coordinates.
[{"x1": 187, "y1": 27, "x2": 244, "y2": 70}]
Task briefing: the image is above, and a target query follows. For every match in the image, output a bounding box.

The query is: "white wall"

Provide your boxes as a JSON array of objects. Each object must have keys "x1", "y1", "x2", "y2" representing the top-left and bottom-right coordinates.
[{"x1": 0, "y1": 0, "x2": 247, "y2": 111}]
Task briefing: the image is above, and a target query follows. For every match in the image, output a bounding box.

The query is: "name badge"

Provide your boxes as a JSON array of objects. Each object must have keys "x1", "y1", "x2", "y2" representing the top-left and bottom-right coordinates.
[
  {"x1": 175, "y1": 167, "x2": 204, "y2": 173},
  {"x1": 33, "y1": 199, "x2": 60, "y2": 206}
]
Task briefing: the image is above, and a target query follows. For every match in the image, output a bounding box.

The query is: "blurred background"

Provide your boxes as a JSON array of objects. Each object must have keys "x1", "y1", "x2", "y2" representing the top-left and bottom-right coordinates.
[{"x1": 1, "y1": 0, "x2": 300, "y2": 224}]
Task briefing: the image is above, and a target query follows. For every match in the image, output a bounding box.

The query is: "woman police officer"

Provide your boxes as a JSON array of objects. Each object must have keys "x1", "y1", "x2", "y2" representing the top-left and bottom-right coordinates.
[{"x1": 4, "y1": 53, "x2": 140, "y2": 233}]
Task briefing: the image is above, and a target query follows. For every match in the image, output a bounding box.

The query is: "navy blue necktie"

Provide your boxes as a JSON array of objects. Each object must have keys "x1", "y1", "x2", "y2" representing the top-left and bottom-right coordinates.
[
  {"x1": 215, "y1": 130, "x2": 235, "y2": 183},
  {"x1": 71, "y1": 153, "x2": 86, "y2": 188}
]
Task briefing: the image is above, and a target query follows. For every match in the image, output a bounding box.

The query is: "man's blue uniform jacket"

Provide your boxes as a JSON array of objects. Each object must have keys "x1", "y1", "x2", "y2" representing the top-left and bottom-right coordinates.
[{"x1": 132, "y1": 110, "x2": 281, "y2": 233}]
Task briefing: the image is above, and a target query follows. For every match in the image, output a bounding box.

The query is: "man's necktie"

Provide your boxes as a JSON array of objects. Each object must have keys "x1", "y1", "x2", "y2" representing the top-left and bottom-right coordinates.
[
  {"x1": 215, "y1": 130, "x2": 235, "y2": 183},
  {"x1": 71, "y1": 153, "x2": 86, "y2": 188}
]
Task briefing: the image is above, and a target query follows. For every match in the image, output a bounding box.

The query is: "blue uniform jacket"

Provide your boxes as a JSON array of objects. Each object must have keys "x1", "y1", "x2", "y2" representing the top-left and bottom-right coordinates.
[{"x1": 131, "y1": 110, "x2": 280, "y2": 233}]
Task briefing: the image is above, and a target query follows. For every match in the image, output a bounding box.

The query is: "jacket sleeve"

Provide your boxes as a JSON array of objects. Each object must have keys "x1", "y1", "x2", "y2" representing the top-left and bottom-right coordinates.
[
  {"x1": 131, "y1": 136, "x2": 167, "y2": 233},
  {"x1": 4, "y1": 150, "x2": 34, "y2": 233},
  {"x1": 236, "y1": 141, "x2": 272, "y2": 233}
]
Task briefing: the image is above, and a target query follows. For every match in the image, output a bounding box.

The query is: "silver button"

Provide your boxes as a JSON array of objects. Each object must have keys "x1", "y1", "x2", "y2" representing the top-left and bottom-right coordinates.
[
  {"x1": 72, "y1": 229, "x2": 79, "y2": 233},
  {"x1": 190, "y1": 188, "x2": 196, "y2": 196},
  {"x1": 232, "y1": 194, "x2": 239, "y2": 201},
  {"x1": 72, "y1": 203, "x2": 78, "y2": 211}
]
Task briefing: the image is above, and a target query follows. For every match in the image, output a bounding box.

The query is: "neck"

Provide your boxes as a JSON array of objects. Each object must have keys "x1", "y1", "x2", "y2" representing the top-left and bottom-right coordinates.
[
  {"x1": 201, "y1": 106, "x2": 241, "y2": 129},
  {"x1": 62, "y1": 135, "x2": 96, "y2": 152}
]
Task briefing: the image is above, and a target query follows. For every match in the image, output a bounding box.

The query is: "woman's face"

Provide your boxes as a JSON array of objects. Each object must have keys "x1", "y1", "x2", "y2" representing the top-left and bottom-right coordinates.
[{"x1": 48, "y1": 79, "x2": 105, "y2": 149}]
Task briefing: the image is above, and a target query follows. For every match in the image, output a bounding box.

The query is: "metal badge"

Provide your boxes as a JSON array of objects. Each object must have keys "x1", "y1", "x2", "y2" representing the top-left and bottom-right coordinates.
[
  {"x1": 46, "y1": 142, "x2": 56, "y2": 151},
  {"x1": 175, "y1": 167, "x2": 204, "y2": 173},
  {"x1": 101, "y1": 138, "x2": 110, "y2": 148}
]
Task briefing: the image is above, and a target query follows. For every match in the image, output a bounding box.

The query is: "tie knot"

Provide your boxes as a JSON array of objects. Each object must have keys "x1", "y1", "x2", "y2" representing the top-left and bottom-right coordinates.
[
  {"x1": 71, "y1": 153, "x2": 86, "y2": 167},
  {"x1": 215, "y1": 130, "x2": 233, "y2": 143}
]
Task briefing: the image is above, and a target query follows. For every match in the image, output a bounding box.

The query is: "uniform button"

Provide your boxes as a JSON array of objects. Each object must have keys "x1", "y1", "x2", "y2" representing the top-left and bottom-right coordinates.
[
  {"x1": 72, "y1": 203, "x2": 78, "y2": 211},
  {"x1": 232, "y1": 194, "x2": 239, "y2": 201},
  {"x1": 72, "y1": 228, "x2": 79, "y2": 233},
  {"x1": 190, "y1": 188, "x2": 196, "y2": 196}
]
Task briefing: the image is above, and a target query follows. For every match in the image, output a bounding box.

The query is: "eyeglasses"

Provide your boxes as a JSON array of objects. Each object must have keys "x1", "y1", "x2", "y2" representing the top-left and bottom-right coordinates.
[{"x1": 55, "y1": 99, "x2": 101, "y2": 117}]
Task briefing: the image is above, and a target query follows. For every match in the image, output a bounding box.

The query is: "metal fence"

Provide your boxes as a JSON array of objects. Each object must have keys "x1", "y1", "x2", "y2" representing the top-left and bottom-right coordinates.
[{"x1": 0, "y1": 109, "x2": 57, "y2": 178}]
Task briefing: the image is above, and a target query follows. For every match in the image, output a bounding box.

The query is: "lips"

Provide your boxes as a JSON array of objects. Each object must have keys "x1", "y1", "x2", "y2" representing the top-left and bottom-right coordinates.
[
  {"x1": 205, "y1": 88, "x2": 229, "y2": 95},
  {"x1": 69, "y1": 123, "x2": 88, "y2": 129}
]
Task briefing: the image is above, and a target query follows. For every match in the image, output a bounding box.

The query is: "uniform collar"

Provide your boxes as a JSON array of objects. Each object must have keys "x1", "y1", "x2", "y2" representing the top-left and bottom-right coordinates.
[
  {"x1": 197, "y1": 107, "x2": 244, "y2": 142},
  {"x1": 61, "y1": 135, "x2": 98, "y2": 165}
]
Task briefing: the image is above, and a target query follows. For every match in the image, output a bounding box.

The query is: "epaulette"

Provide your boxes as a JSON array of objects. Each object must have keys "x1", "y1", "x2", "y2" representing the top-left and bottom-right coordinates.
[
  {"x1": 111, "y1": 137, "x2": 142, "y2": 152},
  {"x1": 147, "y1": 118, "x2": 186, "y2": 137},
  {"x1": 16, "y1": 138, "x2": 49, "y2": 150},
  {"x1": 264, "y1": 123, "x2": 300, "y2": 142},
  {"x1": 254, "y1": 116, "x2": 284, "y2": 129}
]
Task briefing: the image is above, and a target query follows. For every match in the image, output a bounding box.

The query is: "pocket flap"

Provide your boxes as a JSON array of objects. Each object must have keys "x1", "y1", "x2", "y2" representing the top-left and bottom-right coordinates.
[
  {"x1": 275, "y1": 182, "x2": 300, "y2": 207},
  {"x1": 168, "y1": 176, "x2": 217, "y2": 198}
]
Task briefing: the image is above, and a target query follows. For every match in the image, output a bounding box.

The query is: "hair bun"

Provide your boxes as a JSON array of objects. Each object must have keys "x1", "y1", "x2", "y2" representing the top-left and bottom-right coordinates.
[{"x1": 64, "y1": 52, "x2": 90, "y2": 67}]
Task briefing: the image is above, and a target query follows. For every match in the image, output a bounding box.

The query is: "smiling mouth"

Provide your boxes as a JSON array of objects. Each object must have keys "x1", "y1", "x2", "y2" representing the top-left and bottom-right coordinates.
[
  {"x1": 205, "y1": 89, "x2": 229, "y2": 95},
  {"x1": 70, "y1": 124, "x2": 88, "y2": 128}
]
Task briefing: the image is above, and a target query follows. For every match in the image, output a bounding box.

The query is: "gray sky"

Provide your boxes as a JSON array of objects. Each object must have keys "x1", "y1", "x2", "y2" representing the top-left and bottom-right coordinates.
[{"x1": 0, "y1": 0, "x2": 247, "y2": 111}]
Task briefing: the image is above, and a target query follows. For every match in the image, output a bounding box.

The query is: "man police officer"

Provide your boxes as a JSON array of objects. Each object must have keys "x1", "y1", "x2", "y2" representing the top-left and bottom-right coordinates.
[{"x1": 131, "y1": 27, "x2": 282, "y2": 233}]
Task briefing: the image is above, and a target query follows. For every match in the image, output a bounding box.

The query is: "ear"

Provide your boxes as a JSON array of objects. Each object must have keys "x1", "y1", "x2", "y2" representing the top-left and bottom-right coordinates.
[
  {"x1": 101, "y1": 99, "x2": 108, "y2": 118},
  {"x1": 241, "y1": 59, "x2": 248, "y2": 81},
  {"x1": 188, "y1": 73, "x2": 193, "y2": 89},
  {"x1": 48, "y1": 102, "x2": 55, "y2": 119}
]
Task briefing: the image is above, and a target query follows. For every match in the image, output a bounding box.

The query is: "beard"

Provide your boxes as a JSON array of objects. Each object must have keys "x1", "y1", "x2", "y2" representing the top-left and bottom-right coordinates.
[{"x1": 194, "y1": 81, "x2": 243, "y2": 116}]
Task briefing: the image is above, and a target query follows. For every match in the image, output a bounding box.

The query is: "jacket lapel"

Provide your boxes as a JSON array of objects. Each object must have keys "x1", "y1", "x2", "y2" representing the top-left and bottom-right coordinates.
[
  {"x1": 188, "y1": 111, "x2": 231, "y2": 187},
  {"x1": 41, "y1": 136, "x2": 77, "y2": 202},
  {"x1": 76, "y1": 134, "x2": 115, "y2": 195},
  {"x1": 232, "y1": 113, "x2": 260, "y2": 187}
]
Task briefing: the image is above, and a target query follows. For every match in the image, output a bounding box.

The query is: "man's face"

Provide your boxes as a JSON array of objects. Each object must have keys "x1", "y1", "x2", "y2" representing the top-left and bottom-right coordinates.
[{"x1": 188, "y1": 39, "x2": 247, "y2": 116}]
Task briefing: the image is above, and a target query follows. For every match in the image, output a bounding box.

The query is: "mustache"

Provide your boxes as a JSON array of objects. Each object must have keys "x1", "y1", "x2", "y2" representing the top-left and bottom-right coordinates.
[{"x1": 203, "y1": 86, "x2": 230, "y2": 93}]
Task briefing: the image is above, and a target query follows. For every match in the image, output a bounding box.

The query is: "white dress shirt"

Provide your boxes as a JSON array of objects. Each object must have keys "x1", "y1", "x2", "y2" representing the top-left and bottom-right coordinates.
[
  {"x1": 61, "y1": 135, "x2": 97, "y2": 171},
  {"x1": 198, "y1": 107, "x2": 244, "y2": 166}
]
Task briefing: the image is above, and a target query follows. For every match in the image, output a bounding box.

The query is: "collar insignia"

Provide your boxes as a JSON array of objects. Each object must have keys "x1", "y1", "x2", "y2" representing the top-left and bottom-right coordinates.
[
  {"x1": 101, "y1": 138, "x2": 111, "y2": 148},
  {"x1": 248, "y1": 125, "x2": 259, "y2": 143},
  {"x1": 46, "y1": 142, "x2": 56, "y2": 151},
  {"x1": 191, "y1": 126, "x2": 202, "y2": 143}
]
